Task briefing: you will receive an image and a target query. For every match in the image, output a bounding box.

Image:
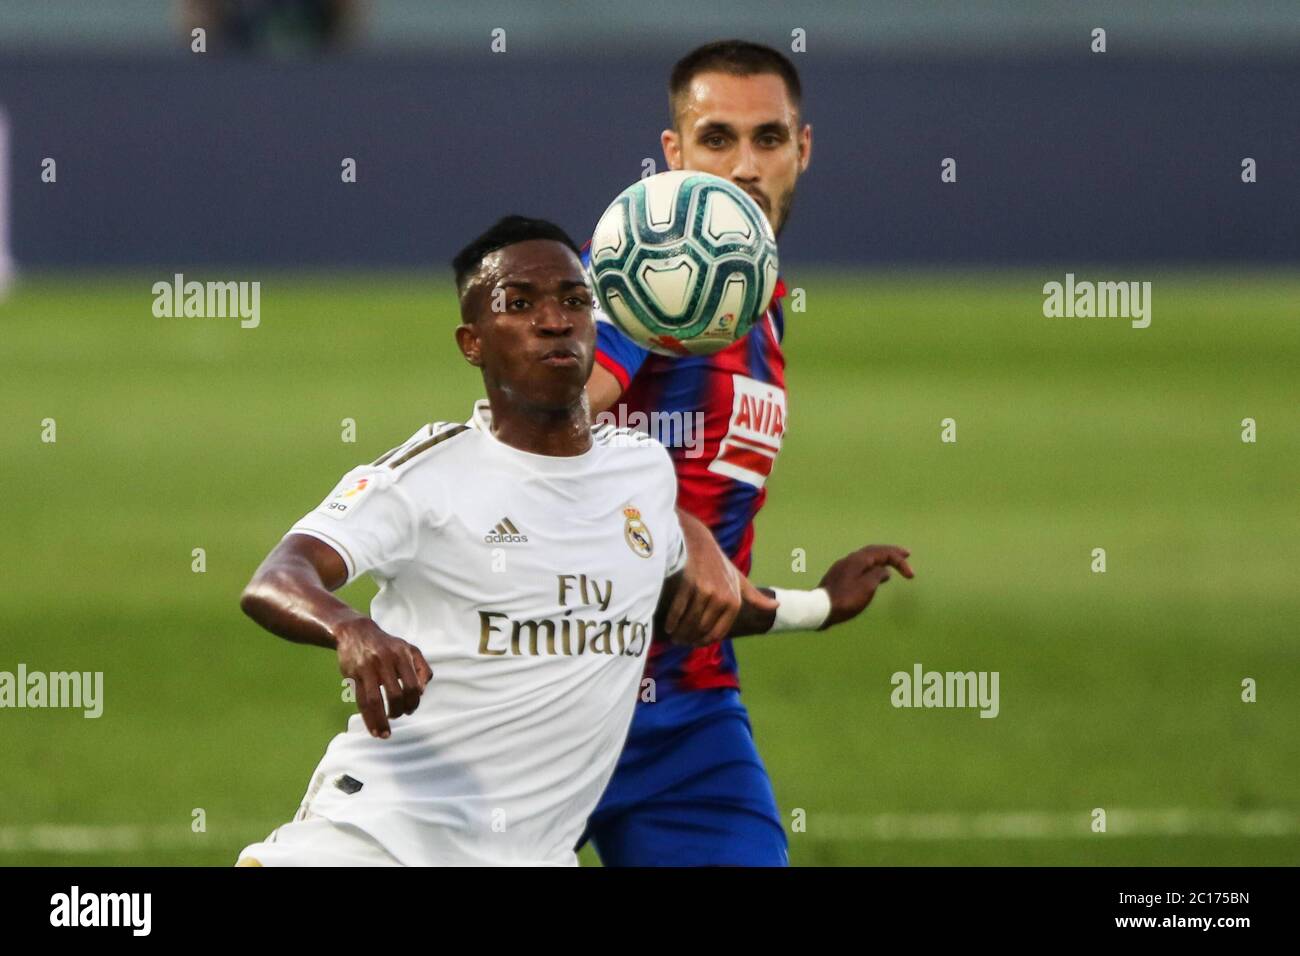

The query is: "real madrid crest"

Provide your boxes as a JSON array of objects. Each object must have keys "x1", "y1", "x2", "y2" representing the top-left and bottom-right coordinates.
[{"x1": 623, "y1": 507, "x2": 654, "y2": 559}]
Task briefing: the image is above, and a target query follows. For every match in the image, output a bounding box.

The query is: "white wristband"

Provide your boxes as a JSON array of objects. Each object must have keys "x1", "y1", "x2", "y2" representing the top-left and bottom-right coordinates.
[{"x1": 768, "y1": 587, "x2": 832, "y2": 633}]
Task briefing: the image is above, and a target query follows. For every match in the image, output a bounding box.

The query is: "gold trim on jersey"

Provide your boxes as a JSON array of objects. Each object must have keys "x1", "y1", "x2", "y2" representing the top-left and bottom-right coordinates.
[{"x1": 388, "y1": 424, "x2": 469, "y2": 468}]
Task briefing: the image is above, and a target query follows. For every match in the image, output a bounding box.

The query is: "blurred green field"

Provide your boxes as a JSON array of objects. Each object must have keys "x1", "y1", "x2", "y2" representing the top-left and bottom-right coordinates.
[{"x1": 2, "y1": 269, "x2": 1297, "y2": 866}]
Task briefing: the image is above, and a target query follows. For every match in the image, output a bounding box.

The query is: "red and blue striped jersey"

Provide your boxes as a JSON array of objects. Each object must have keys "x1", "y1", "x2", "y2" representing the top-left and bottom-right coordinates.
[{"x1": 588, "y1": 252, "x2": 789, "y2": 694}]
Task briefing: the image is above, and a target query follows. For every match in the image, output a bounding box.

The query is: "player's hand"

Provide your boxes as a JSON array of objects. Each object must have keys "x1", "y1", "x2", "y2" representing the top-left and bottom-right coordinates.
[
  {"x1": 817, "y1": 545, "x2": 914, "y2": 630},
  {"x1": 665, "y1": 512, "x2": 742, "y2": 646},
  {"x1": 333, "y1": 618, "x2": 433, "y2": 739}
]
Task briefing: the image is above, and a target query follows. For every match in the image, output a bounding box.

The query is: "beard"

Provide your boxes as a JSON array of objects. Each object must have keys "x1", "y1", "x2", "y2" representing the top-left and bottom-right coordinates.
[{"x1": 772, "y1": 185, "x2": 797, "y2": 238}]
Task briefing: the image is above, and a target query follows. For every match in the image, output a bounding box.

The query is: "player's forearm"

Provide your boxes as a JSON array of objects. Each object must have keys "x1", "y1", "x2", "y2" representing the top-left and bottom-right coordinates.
[
  {"x1": 727, "y1": 587, "x2": 779, "y2": 637},
  {"x1": 239, "y1": 559, "x2": 366, "y2": 651},
  {"x1": 729, "y1": 586, "x2": 840, "y2": 638}
]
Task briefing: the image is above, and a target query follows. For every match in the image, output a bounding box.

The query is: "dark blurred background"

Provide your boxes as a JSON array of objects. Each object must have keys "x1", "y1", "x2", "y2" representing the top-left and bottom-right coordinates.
[{"x1": 0, "y1": 0, "x2": 1296, "y2": 270}]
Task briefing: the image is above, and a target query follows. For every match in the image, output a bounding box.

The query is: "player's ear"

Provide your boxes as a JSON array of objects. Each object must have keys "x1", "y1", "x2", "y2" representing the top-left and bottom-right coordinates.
[
  {"x1": 661, "y1": 128, "x2": 682, "y2": 170},
  {"x1": 798, "y1": 122, "x2": 812, "y2": 173},
  {"x1": 455, "y1": 322, "x2": 483, "y2": 368}
]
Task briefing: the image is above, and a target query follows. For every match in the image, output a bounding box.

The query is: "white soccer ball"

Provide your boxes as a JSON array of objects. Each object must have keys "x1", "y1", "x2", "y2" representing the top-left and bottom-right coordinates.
[{"x1": 587, "y1": 170, "x2": 779, "y2": 356}]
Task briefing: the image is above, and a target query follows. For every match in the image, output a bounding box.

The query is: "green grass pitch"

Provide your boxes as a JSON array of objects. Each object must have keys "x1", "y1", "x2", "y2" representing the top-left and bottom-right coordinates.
[{"x1": 1, "y1": 269, "x2": 1297, "y2": 865}]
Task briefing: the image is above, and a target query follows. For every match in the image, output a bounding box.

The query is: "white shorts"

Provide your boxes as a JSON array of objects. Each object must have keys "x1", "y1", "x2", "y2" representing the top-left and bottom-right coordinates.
[{"x1": 236, "y1": 815, "x2": 402, "y2": 867}]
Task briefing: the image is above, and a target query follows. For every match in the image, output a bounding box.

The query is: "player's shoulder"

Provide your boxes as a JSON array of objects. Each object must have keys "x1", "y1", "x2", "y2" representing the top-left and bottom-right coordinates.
[
  {"x1": 304, "y1": 420, "x2": 470, "y2": 530},
  {"x1": 597, "y1": 431, "x2": 678, "y2": 511},
  {"x1": 592, "y1": 302, "x2": 628, "y2": 339},
  {"x1": 592, "y1": 421, "x2": 660, "y2": 451},
  {"x1": 592, "y1": 423, "x2": 675, "y2": 475},
  {"x1": 365, "y1": 419, "x2": 475, "y2": 481}
]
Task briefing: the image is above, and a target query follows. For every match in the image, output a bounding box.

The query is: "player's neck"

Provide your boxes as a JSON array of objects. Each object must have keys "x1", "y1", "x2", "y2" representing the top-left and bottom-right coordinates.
[{"x1": 485, "y1": 391, "x2": 593, "y2": 458}]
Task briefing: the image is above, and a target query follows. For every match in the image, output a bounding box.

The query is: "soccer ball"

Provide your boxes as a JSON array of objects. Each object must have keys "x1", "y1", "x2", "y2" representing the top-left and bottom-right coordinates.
[{"x1": 587, "y1": 170, "x2": 779, "y2": 356}]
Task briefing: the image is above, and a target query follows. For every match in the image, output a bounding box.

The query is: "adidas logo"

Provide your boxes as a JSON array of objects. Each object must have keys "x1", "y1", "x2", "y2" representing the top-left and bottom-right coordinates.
[{"x1": 484, "y1": 517, "x2": 528, "y2": 544}]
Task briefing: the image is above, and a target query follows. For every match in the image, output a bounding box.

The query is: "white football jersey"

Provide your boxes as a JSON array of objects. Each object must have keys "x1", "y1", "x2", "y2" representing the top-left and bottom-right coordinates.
[{"x1": 280, "y1": 400, "x2": 686, "y2": 866}]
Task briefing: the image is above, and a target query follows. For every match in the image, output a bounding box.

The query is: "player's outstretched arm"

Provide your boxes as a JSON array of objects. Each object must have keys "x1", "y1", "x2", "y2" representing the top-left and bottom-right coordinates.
[
  {"x1": 239, "y1": 533, "x2": 432, "y2": 739},
  {"x1": 806, "y1": 544, "x2": 913, "y2": 631},
  {"x1": 661, "y1": 508, "x2": 777, "y2": 646},
  {"x1": 664, "y1": 544, "x2": 914, "y2": 644}
]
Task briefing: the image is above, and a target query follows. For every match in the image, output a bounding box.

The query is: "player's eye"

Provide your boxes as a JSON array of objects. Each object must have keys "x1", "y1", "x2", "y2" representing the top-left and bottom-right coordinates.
[
  {"x1": 508, "y1": 297, "x2": 530, "y2": 311},
  {"x1": 702, "y1": 135, "x2": 728, "y2": 149}
]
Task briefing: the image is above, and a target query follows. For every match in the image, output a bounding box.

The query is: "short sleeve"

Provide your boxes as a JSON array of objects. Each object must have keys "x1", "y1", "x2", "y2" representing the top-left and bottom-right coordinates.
[
  {"x1": 287, "y1": 465, "x2": 421, "y2": 585},
  {"x1": 595, "y1": 309, "x2": 650, "y2": 391},
  {"x1": 664, "y1": 511, "x2": 688, "y2": 578}
]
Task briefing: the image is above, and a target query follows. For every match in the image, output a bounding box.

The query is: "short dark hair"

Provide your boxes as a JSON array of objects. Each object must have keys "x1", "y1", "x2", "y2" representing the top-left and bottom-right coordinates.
[
  {"x1": 668, "y1": 39, "x2": 803, "y2": 127},
  {"x1": 451, "y1": 215, "x2": 581, "y2": 296}
]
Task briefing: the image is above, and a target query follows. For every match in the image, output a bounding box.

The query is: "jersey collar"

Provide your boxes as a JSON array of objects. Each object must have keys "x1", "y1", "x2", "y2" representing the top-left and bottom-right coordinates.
[{"x1": 468, "y1": 400, "x2": 599, "y2": 472}]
